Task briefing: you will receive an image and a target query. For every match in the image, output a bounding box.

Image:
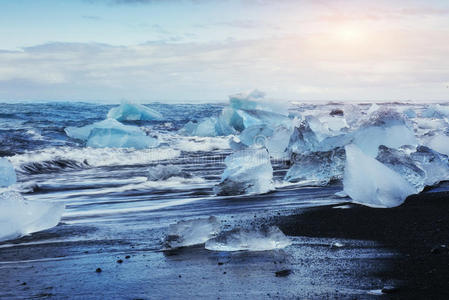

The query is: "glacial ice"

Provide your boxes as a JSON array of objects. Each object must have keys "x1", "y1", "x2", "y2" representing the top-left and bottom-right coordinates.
[
  {"x1": 215, "y1": 148, "x2": 274, "y2": 196},
  {"x1": 411, "y1": 146, "x2": 449, "y2": 187},
  {"x1": 148, "y1": 164, "x2": 191, "y2": 181},
  {"x1": 426, "y1": 134, "x2": 449, "y2": 156},
  {"x1": 285, "y1": 148, "x2": 345, "y2": 185},
  {"x1": 343, "y1": 144, "x2": 416, "y2": 208},
  {"x1": 0, "y1": 191, "x2": 65, "y2": 242},
  {"x1": 107, "y1": 102, "x2": 163, "y2": 121},
  {"x1": 0, "y1": 158, "x2": 16, "y2": 187},
  {"x1": 179, "y1": 117, "x2": 235, "y2": 137},
  {"x1": 205, "y1": 226, "x2": 292, "y2": 252},
  {"x1": 238, "y1": 124, "x2": 292, "y2": 159},
  {"x1": 163, "y1": 216, "x2": 220, "y2": 249},
  {"x1": 65, "y1": 119, "x2": 158, "y2": 149}
]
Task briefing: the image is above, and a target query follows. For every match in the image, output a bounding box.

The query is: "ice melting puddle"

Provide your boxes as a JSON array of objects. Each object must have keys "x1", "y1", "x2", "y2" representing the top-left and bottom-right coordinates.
[
  {"x1": 205, "y1": 226, "x2": 291, "y2": 252},
  {"x1": 163, "y1": 216, "x2": 220, "y2": 249}
]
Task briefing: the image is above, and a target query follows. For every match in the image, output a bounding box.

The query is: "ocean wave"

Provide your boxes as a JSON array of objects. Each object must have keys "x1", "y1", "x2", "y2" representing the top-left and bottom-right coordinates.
[{"x1": 8, "y1": 146, "x2": 181, "y2": 172}]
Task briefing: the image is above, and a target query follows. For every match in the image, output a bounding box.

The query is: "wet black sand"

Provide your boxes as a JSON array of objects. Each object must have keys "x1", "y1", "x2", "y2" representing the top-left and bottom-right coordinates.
[{"x1": 276, "y1": 191, "x2": 449, "y2": 299}]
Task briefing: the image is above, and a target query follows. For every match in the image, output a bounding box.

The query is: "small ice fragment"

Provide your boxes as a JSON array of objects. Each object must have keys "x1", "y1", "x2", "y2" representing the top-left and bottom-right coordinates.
[
  {"x1": 148, "y1": 164, "x2": 190, "y2": 181},
  {"x1": 107, "y1": 102, "x2": 163, "y2": 121},
  {"x1": 0, "y1": 158, "x2": 16, "y2": 187},
  {"x1": 205, "y1": 226, "x2": 291, "y2": 252},
  {"x1": 214, "y1": 149, "x2": 274, "y2": 196},
  {"x1": 330, "y1": 242, "x2": 344, "y2": 248},
  {"x1": 334, "y1": 190, "x2": 348, "y2": 198},
  {"x1": 0, "y1": 191, "x2": 65, "y2": 242},
  {"x1": 343, "y1": 144, "x2": 416, "y2": 208},
  {"x1": 163, "y1": 216, "x2": 220, "y2": 249}
]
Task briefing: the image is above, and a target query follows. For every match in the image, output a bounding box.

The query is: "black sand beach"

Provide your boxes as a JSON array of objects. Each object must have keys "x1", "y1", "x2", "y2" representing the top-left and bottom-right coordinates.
[{"x1": 276, "y1": 191, "x2": 449, "y2": 299}]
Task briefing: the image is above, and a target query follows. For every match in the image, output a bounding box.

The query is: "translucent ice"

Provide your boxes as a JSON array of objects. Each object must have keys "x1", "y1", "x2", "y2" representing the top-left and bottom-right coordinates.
[
  {"x1": 411, "y1": 146, "x2": 449, "y2": 187},
  {"x1": 205, "y1": 226, "x2": 291, "y2": 252},
  {"x1": 179, "y1": 117, "x2": 235, "y2": 137},
  {"x1": 426, "y1": 134, "x2": 449, "y2": 156},
  {"x1": 215, "y1": 149, "x2": 274, "y2": 196},
  {"x1": 238, "y1": 124, "x2": 292, "y2": 159},
  {"x1": 107, "y1": 102, "x2": 163, "y2": 121},
  {"x1": 148, "y1": 164, "x2": 191, "y2": 181},
  {"x1": 163, "y1": 216, "x2": 220, "y2": 249},
  {"x1": 343, "y1": 144, "x2": 416, "y2": 208},
  {"x1": 0, "y1": 158, "x2": 16, "y2": 187},
  {"x1": 66, "y1": 119, "x2": 158, "y2": 149},
  {"x1": 285, "y1": 148, "x2": 346, "y2": 185},
  {"x1": 0, "y1": 191, "x2": 65, "y2": 242}
]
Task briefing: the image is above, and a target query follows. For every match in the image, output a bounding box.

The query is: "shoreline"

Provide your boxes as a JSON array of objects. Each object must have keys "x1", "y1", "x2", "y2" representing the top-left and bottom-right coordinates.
[{"x1": 275, "y1": 191, "x2": 449, "y2": 298}]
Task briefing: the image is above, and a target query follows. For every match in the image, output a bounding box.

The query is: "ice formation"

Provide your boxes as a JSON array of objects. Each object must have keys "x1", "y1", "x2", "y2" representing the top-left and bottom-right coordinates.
[
  {"x1": 426, "y1": 134, "x2": 449, "y2": 156},
  {"x1": 343, "y1": 144, "x2": 416, "y2": 208},
  {"x1": 0, "y1": 158, "x2": 16, "y2": 187},
  {"x1": 205, "y1": 226, "x2": 291, "y2": 252},
  {"x1": 179, "y1": 117, "x2": 235, "y2": 137},
  {"x1": 163, "y1": 216, "x2": 220, "y2": 249},
  {"x1": 285, "y1": 148, "x2": 346, "y2": 185},
  {"x1": 238, "y1": 124, "x2": 292, "y2": 159},
  {"x1": 215, "y1": 149, "x2": 274, "y2": 196},
  {"x1": 0, "y1": 191, "x2": 65, "y2": 242},
  {"x1": 148, "y1": 164, "x2": 191, "y2": 181},
  {"x1": 65, "y1": 119, "x2": 158, "y2": 149},
  {"x1": 107, "y1": 102, "x2": 163, "y2": 121}
]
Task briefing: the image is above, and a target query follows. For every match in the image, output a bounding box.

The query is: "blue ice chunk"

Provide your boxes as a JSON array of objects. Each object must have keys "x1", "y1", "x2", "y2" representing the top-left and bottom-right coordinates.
[
  {"x1": 0, "y1": 158, "x2": 16, "y2": 187},
  {"x1": 0, "y1": 191, "x2": 65, "y2": 242},
  {"x1": 215, "y1": 148, "x2": 274, "y2": 195},
  {"x1": 107, "y1": 102, "x2": 163, "y2": 121},
  {"x1": 66, "y1": 119, "x2": 158, "y2": 149},
  {"x1": 179, "y1": 116, "x2": 236, "y2": 137}
]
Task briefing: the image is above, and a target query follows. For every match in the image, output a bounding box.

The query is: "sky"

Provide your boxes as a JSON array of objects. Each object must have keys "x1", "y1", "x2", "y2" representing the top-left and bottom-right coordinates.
[{"x1": 0, "y1": 0, "x2": 449, "y2": 103}]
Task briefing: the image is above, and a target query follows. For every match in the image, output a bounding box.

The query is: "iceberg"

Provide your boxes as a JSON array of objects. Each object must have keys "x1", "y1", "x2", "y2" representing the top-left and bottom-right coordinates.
[
  {"x1": 163, "y1": 216, "x2": 220, "y2": 249},
  {"x1": 0, "y1": 158, "x2": 16, "y2": 187},
  {"x1": 411, "y1": 146, "x2": 449, "y2": 187},
  {"x1": 65, "y1": 119, "x2": 158, "y2": 149},
  {"x1": 205, "y1": 226, "x2": 291, "y2": 252},
  {"x1": 107, "y1": 102, "x2": 163, "y2": 121},
  {"x1": 148, "y1": 164, "x2": 191, "y2": 181},
  {"x1": 215, "y1": 148, "x2": 274, "y2": 196},
  {"x1": 343, "y1": 144, "x2": 416, "y2": 208},
  {"x1": 285, "y1": 148, "x2": 345, "y2": 185},
  {"x1": 0, "y1": 191, "x2": 65, "y2": 242}
]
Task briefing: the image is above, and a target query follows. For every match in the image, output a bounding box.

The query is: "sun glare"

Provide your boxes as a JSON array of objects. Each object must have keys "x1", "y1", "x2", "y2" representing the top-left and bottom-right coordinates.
[{"x1": 335, "y1": 26, "x2": 363, "y2": 42}]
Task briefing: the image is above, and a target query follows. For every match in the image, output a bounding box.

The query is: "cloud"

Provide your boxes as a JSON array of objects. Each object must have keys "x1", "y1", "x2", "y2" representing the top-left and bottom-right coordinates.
[{"x1": 1, "y1": 28, "x2": 449, "y2": 102}]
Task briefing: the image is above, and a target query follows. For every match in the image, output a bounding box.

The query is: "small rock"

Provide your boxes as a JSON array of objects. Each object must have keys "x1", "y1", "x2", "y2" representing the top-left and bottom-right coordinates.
[
  {"x1": 217, "y1": 262, "x2": 224, "y2": 266},
  {"x1": 330, "y1": 109, "x2": 344, "y2": 116},
  {"x1": 117, "y1": 259, "x2": 123, "y2": 264},
  {"x1": 125, "y1": 255, "x2": 131, "y2": 259},
  {"x1": 275, "y1": 269, "x2": 292, "y2": 277},
  {"x1": 96, "y1": 268, "x2": 102, "y2": 273},
  {"x1": 21, "y1": 282, "x2": 27, "y2": 286}
]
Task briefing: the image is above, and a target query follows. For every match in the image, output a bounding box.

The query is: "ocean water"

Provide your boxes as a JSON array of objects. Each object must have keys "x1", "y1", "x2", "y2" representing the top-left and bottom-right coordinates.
[{"x1": 0, "y1": 101, "x2": 446, "y2": 298}]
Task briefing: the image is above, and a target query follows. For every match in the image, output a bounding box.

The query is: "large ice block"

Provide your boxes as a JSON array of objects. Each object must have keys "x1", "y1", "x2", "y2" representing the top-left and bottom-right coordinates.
[
  {"x1": 343, "y1": 144, "x2": 416, "y2": 208},
  {"x1": 0, "y1": 158, "x2": 16, "y2": 187},
  {"x1": 0, "y1": 191, "x2": 65, "y2": 242},
  {"x1": 163, "y1": 216, "x2": 220, "y2": 249},
  {"x1": 215, "y1": 149, "x2": 274, "y2": 195},
  {"x1": 205, "y1": 226, "x2": 291, "y2": 252},
  {"x1": 285, "y1": 148, "x2": 345, "y2": 185},
  {"x1": 65, "y1": 119, "x2": 158, "y2": 149},
  {"x1": 107, "y1": 102, "x2": 163, "y2": 121}
]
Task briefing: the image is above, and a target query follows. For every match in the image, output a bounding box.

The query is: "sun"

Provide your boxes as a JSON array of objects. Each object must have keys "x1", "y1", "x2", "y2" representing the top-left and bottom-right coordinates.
[{"x1": 335, "y1": 25, "x2": 363, "y2": 42}]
